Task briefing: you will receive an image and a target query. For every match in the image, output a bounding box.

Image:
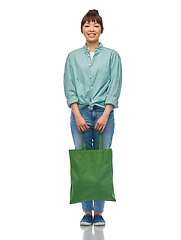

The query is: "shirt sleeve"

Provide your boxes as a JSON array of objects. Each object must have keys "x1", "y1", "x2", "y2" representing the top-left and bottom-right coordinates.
[
  {"x1": 63, "y1": 55, "x2": 78, "y2": 107},
  {"x1": 105, "y1": 51, "x2": 122, "y2": 108}
]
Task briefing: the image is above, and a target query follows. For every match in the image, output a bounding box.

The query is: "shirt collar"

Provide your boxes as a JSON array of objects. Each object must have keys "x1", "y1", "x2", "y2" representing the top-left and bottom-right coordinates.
[{"x1": 83, "y1": 42, "x2": 104, "y2": 53}]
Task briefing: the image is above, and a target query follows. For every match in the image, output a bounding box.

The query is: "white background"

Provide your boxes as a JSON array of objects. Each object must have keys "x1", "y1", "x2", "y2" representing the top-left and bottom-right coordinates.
[{"x1": 0, "y1": 0, "x2": 181, "y2": 239}]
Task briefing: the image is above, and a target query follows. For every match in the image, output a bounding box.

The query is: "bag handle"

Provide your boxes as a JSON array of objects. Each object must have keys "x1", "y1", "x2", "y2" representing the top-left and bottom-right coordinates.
[{"x1": 83, "y1": 127, "x2": 102, "y2": 150}]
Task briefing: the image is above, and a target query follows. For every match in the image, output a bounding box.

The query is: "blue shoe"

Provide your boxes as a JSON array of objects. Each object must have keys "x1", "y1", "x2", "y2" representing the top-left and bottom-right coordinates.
[
  {"x1": 93, "y1": 215, "x2": 105, "y2": 226},
  {"x1": 80, "y1": 214, "x2": 93, "y2": 226}
]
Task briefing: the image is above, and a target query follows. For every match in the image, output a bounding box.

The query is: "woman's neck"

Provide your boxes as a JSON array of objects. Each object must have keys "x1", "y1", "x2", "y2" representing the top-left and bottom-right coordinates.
[{"x1": 86, "y1": 41, "x2": 100, "y2": 52}]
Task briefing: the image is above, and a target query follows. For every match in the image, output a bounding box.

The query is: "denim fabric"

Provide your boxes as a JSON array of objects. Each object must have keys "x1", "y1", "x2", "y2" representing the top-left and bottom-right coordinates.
[
  {"x1": 82, "y1": 200, "x2": 105, "y2": 213},
  {"x1": 70, "y1": 106, "x2": 115, "y2": 213}
]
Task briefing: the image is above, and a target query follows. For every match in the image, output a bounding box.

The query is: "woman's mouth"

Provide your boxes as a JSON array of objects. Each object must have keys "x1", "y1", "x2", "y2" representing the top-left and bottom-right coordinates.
[{"x1": 88, "y1": 33, "x2": 96, "y2": 38}]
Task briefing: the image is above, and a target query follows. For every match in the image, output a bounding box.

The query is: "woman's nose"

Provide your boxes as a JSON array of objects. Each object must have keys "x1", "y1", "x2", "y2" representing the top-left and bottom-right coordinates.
[{"x1": 90, "y1": 26, "x2": 94, "y2": 31}]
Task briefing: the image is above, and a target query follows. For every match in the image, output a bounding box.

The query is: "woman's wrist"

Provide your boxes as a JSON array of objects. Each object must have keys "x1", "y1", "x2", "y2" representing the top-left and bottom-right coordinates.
[
  {"x1": 70, "y1": 103, "x2": 81, "y2": 118},
  {"x1": 103, "y1": 104, "x2": 114, "y2": 118}
]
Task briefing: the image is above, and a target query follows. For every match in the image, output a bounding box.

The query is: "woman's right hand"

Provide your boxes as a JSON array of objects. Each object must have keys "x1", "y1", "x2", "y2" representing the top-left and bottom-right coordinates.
[
  {"x1": 75, "y1": 115, "x2": 89, "y2": 132},
  {"x1": 70, "y1": 103, "x2": 89, "y2": 132}
]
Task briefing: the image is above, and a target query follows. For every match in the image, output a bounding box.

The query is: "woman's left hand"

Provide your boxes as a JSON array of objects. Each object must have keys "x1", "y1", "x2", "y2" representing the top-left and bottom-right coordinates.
[{"x1": 94, "y1": 114, "x2": 109, "y2": 133}]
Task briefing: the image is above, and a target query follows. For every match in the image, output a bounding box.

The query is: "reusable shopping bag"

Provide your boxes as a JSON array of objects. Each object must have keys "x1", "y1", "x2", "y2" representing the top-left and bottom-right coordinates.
[{"x1": 69, "y1": 131, "x2": 116, "y2": 204}]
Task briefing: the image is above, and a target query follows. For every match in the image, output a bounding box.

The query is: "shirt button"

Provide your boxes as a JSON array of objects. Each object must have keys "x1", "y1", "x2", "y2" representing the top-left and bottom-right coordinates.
[
  {"x1": 90, "y1": 76, "x2": 91, "y2": 78},
  {"x1": 89, "y1": 64, "x2": 91, "y2": 66},
  {"x1": 91, "y1": 87, "x2": 93, "y2": 89}
]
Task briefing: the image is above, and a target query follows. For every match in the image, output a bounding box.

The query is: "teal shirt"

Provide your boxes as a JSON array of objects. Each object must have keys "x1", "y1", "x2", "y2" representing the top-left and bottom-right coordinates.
[{"x1": 64, "y1": 43, "x2": 122, "y2": 110}]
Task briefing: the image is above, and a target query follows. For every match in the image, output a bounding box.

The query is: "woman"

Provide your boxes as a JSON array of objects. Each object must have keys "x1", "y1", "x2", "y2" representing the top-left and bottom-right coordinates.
[{"x1": 64, "y1": 10, "x2": 122, "y2": 226}]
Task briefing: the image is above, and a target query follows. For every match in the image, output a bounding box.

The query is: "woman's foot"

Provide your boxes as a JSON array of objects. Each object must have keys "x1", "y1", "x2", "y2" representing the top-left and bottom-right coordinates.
[
  {"x1": 94, "y1": 211, "x2": 102, "y2": 216},
  {"x1": 93, "y1": 215, "x2": 105, "y2": 226},
  {"x1": 80, "y1": 214, "x2": 93, "y2": 226}
]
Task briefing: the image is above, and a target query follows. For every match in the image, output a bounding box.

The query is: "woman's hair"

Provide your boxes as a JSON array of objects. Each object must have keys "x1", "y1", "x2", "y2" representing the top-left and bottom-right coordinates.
[{"x1": 81, "y1": 10, "x2": 104, "y2": 33}]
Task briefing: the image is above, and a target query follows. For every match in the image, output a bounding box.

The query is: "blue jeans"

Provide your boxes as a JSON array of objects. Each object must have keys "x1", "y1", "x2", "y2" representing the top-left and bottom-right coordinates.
[{"x1": 70, "y1": 106, "x2": 115, "y2": 213}]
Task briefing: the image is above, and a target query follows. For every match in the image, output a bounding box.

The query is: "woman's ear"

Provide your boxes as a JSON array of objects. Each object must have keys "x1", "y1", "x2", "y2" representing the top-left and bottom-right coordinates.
[{"x1": 101, "y1": 27, "x2": 104, "y2": 34}]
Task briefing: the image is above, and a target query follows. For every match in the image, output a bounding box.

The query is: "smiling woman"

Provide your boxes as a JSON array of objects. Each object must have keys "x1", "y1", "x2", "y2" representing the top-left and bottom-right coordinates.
[
  {"x1": 82, "y1": 21, "x2": 103, "y2": 50},
  {"x1": 81, "y1": 10, "x2": 104, "y2": 34},
  {"x1": 63, "y1": 9, "x2": 122, "y2": 227},
  {"x1": 81, "y1": 10, "x2": 104, "y2": 52}
]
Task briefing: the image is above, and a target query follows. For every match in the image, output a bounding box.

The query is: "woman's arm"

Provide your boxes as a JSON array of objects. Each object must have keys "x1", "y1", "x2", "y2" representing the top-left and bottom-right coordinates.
[
  {"x1": 94, "y1": 104, "x2": 113, "y2": 133},
  {"x1": 70, "y1": 103, "x2": 89, "y2": 132},
  {"x1": 105, "y1": 51, "x2": 122, "y2": 108},
  {"x1": 64, "y1": 55, "x2": 79, "y2": 108}
]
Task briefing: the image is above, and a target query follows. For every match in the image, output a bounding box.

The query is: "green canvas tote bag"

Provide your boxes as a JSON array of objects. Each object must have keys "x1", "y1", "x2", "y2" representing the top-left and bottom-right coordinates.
[{"x1": 69, "y1": 130, "x2": 116, "y2": 204}]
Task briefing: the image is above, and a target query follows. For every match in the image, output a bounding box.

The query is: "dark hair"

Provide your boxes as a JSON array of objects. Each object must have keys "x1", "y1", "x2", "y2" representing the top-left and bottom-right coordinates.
[{"x1": 81, "y1": 10, "x2": 104, "y2": 33}]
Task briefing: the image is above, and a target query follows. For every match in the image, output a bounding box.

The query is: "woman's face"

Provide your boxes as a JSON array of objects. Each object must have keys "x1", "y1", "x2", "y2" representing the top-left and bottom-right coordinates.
[{"x1": 82, "y1": 20, "x2": 103, "y2": 43}]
